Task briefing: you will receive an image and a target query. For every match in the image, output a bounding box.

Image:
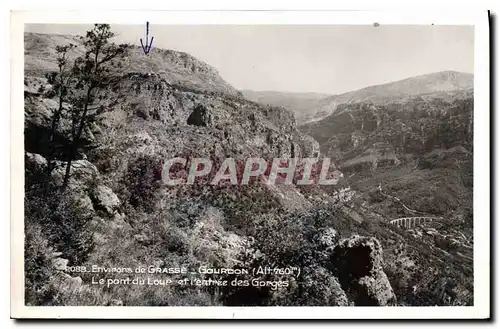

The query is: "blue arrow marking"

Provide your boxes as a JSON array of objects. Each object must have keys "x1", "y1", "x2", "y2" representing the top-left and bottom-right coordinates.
[{"x1": 140, "y1": 22, "x2": 154, "y2": 55}]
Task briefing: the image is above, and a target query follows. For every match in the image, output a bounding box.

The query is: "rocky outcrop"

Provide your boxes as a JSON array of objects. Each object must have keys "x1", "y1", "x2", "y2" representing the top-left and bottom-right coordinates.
[
  {"x1": 296, "y1": 133, "x2": 320, "y2": 158},
  {"x1": 51, "y1": 159, "x2": 99, "y2": 187},
  {"x1": 298, "y1": 266, "x2": 350, "y2": 306},
  {"x1": 26, "y1": 151, "x2": 99, "y2": 189},
  {"x1": 25, "y1": 152, "x2": 48, "y2": 179},
  {"x1": 330, "y1": 235, "x2": 396, "y2": 306},
  {"x1": 187, "y1": 104, "x2": 213, "y2": 127},
  {"x1": 189, "y1": 205, "x2": 253, "y2": 267},
  {"x1": 50, "y1": 252, "x2": 83, "y2": 292},
  {"x1": 263, "y1": 230, "x2": 396, "y2": 307},
  {"x1": 24, "y1": 90, "x2": 97, "y2": 159},
  {"x1": 26, "y1": 151, "x2": 121, "y2": 218},
  {"x1": 90, "y1": 185, "x2": 121, "y2": 216}
]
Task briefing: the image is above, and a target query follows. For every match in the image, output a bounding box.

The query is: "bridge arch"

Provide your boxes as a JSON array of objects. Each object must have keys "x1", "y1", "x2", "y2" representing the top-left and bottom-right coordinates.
[{"x1": 389, "y1": 216, "x2": 443, "y2": 229}]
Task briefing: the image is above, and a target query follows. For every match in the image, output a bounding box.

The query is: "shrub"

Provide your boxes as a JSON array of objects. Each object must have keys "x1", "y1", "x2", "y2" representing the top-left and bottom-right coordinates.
[
  {"x1": 122, "y1": 155, "x2": 162, "y2": 213},
  {"x1": 24, "y1": 219, "x2": 58, "y2": 305},
  {"x1": 47, "y1": 195, "x2": 95, "y2": 265},
  {"x1": 25, "y1": 184, "x2": 95, "y2": 266}
]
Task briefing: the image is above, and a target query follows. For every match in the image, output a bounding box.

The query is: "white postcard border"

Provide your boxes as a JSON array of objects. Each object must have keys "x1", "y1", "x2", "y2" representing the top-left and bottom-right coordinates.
[{"x1": 10, "y1": 9, "x2": 490, "y2": 319}]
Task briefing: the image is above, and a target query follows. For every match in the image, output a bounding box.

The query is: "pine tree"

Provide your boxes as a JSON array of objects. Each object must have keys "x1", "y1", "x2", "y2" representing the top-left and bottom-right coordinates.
[
  {"x1": 62, "y1": 24, "x2": 128, "y2": 188},
  {"x1": 44, "y1": 43, "x2": 76, "y2": 180}
]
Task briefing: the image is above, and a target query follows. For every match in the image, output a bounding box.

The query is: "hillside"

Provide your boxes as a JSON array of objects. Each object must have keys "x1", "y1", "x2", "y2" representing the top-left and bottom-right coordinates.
[
  {"x1": 323, "y1": 71, "x2": 473, "y2": 106},
  {"x1": 301, "y1": 85, "x2": 473, "y2": 216},
  {"x1": 300, "y1": 83, "x2": 474, "y2": 306},
  {"x1": 25, "y1": 32, "x2": 242, "y2": 97},
  {"x1": 244, "y1": 71, "x2": 473, "y2": 124},
  {"x1": 24, "y1": 29, "x2": 473, "y2": 308}
]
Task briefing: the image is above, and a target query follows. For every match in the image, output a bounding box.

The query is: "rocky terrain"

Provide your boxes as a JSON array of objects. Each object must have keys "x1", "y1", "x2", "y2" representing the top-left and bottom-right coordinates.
[
  {"x1": 299, "y1": 72, "x2": 474, "y2": 306},
  {"x1": 24, "y1": 31, "x2": 472, "y2": 307},
  {"x1": 25, "y1": 32, "x2": 241, "y2": 97},
  {"x1": 247, "y1": 71, "x2": 473, "y2": 125}
]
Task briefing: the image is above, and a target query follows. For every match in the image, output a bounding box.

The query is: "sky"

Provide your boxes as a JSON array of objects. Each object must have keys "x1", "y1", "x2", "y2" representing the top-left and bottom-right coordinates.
[{"x1": 25, "y1": 24, "x2": 474, "y2": 95}]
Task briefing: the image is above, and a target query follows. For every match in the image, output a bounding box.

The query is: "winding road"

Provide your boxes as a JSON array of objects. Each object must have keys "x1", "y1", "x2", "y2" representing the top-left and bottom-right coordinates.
[{"x1": 377, "y1": 184, "x2": 444, "y2": 229}]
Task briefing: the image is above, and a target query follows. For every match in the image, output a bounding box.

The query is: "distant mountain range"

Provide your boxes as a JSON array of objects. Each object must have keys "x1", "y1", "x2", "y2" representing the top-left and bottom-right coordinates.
[{"x1": 243, "y1": 71, "x2": 474, "y2": 124}]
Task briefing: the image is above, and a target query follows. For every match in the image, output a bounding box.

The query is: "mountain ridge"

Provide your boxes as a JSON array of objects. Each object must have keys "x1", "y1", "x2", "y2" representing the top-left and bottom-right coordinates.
[
  {"x1": 322, "y1": 70, "x2": 473, "y2": 105},
  {"x1": 24, "y1": 32, "x2": 242, "y2": 97},
  {"x1": 243, "y1": 71, "x2": 473, "y2": 124}
]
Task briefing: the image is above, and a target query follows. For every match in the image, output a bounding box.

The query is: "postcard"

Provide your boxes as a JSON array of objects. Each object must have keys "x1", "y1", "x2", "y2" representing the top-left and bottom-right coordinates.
[{"x1": 10, "y1": 10, "x2": 490, "y2": 319}]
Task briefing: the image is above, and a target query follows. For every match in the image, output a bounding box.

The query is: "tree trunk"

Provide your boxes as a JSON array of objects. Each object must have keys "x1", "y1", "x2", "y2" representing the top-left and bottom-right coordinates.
[
  {"x1": 62, "y1": 86, "x2": 93, "y2": 189},
  {"x1": 46, "y1": 91, "x2": 64, "y2": 179},
  {"x1": 61, "y1": 38, "x2": 104, "y2": 189}
]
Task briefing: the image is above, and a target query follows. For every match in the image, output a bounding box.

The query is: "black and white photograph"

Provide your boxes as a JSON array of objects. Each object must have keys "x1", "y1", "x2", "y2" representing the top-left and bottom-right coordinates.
[{"x1": 10, "y1": 10, "x2": 490, "y2": 319}]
